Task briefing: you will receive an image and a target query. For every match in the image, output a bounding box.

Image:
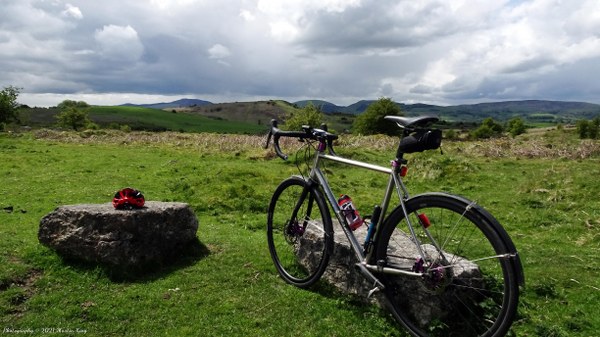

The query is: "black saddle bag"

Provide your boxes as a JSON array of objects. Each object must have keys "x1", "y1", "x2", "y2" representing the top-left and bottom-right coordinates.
[{"x1": 398, "y1": 129, "x2": 442, "y2": 153}]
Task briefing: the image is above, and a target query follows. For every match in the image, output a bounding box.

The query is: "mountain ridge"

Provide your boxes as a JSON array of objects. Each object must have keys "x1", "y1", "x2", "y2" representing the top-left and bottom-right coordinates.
[
  {"x1": 122, "y1": 98, "x2": 600, "y2": 123},
  {"x1": 121, "y1": 98, "x2": 212, "y2": 110}
]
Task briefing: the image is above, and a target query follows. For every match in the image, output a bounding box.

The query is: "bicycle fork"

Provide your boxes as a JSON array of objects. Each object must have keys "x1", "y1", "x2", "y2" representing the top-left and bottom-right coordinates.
[{"x1": 286, "y1": 183, "x2": 315, "y2": 237}]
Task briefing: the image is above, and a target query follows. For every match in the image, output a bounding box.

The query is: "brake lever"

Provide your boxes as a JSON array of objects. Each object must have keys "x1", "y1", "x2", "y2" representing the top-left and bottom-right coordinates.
[
  {"x1": 273, "y1": 134, "x2": 288, "y2": 160},
  {"x1": 327, "y1": 138, "x2": 337, "y2": 156},
  {"x1": 264, "y1": 130, "x2": 273, "y2": 149}
]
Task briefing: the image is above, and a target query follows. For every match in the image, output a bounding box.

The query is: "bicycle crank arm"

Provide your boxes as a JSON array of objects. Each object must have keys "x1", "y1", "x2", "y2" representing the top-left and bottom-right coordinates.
[{"x1": 354, "y1": 262, "x2": 386, "y2": 298}]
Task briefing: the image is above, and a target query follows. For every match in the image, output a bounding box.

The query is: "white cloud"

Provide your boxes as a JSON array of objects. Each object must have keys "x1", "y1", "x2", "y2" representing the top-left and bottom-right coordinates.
[
  {"x1": 61, "y1": 4, "x2": 83, "y2": 19},
  {"x1": 208, "y1": 44, "x2": 231, "y2": 59},
  {"x1": 149, "y1": 0, "x2": 199, "y2": 10},
  {"x1": 257, "y1": 0, "x2": 362, "y2": 43},
  {"x1": 257, "y1": 0, "x2": 361, "y2": 15},
  {"x1": 239, "y1": 9, "x2": 255, "y2": 21},
  {"x1": 268, "y1": 21, "x2": 300, "y2": 43},
  {"x1": 208, "y1": 44, "x2": 231, "y2": 66},
  {"x1": 94, "y1": 25, "x2": 144, "y2": 62}
]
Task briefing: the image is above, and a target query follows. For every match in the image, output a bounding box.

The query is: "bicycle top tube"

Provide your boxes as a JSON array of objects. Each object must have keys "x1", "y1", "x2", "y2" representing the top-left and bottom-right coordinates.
[{"x1": 319, "y1": 154, "x2": 392, "y2": 174}]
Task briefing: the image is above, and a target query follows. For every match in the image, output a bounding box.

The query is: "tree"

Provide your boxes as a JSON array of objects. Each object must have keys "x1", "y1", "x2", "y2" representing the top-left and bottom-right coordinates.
[
  {"x1": 471, "y1": 117, "x2": 504, "y2": 139},
  {"x1": 0, "y1": 86, "x2": 22, "y2": 128},
  {"x1": 507, "y1": 117, "x2": 526, "y2": 137},
  {"x1": 352, "y1": 97, "x2": 402, "y2": 136},
  {"x1": 55, "y1": 100, "x2": 91, "y2": 130},
  {"x1": 284, "y1": 102, "x2": 324, "y2": 131},
  {"x1": 57, "y1": 100, "x2": 90, "y2": 110}
]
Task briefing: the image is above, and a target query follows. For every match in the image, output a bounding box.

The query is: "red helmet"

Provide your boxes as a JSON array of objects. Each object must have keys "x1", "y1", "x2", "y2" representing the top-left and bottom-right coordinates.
[{"x1": 113, "y1": 188, "x2": 145, "y2": 209}]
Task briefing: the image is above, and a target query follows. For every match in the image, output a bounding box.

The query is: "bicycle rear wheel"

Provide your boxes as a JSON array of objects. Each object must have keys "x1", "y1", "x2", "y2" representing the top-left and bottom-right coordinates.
[
  {"x1": 267, "y1": 176, "x2": 333, "y2": 288},
  {"x1": 376, "y1": 193, "x2": 521, "y2": 337}
]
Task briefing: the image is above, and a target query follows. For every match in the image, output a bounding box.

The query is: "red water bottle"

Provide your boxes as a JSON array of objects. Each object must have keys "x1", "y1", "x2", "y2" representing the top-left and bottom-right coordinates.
[{"x1": 338, "y1": 195, "x2": 363, "y2": 230}]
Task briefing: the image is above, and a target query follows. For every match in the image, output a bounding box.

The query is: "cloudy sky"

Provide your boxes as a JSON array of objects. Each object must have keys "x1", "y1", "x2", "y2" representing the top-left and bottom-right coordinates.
[{"x1": 2, "y1": 0, "x2": 600, "y2": 107}]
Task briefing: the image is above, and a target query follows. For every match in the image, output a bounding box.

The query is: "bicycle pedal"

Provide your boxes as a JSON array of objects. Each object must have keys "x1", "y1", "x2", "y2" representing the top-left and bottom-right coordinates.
[{"x1": 367, "y1": 286, "x2": 381, "y2": 299}]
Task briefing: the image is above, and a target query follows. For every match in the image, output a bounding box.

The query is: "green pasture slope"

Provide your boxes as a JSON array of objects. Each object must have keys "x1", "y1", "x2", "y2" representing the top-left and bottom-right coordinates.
[
  {"x1": 21, "y1": 106, "x2": 265, "y2": 134},
  {"x1": 1, "y1": 129, "x2": 599, "y2": 336},
  {"x1": 89, "y1": 106, "x2": 265, "y2": 134}
]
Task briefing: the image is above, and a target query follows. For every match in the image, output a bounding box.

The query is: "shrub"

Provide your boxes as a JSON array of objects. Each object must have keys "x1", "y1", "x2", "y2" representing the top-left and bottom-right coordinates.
[
  {"x1": 471, "y1": 118, "x2": 503, "y2": 139},
  {"x1": 86, "y1": 122, "x2": 100, "y2": 130},
  {"x1": 590, "y1": 117, "x2": 600, "y2": 139},
  {"x1": 445, "y1": 129, "x2": 458, "y2": 140},
  {"x1": 507, "y1": 117, "x2": 526, "y2": 137},
  {"x1": 576, "y1": 118, "x2": 599, "y2": 139}
]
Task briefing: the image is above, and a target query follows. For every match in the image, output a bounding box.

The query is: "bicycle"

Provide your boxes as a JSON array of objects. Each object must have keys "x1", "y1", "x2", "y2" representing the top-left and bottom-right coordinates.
[{"x1": 264, "y1": 116, "x2": 524, "y2": 337}]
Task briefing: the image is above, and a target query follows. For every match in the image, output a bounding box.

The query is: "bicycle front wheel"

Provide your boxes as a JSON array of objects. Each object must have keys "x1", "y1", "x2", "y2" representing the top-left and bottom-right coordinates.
[
  {"x1": 376, "y1": 193, "x2": 521, "y2": 337},
  {"x1": 267, "y1": 176, "x2": 333, "y2": 288}
]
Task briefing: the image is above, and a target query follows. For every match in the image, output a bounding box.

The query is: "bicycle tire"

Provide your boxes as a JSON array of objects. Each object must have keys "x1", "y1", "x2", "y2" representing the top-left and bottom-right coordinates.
[
  {"x1": 267, "y1": 176, "x2": 334, "y2": 288},
  {"x1": 375, "y1": 193, "x2": 521, "y2": 337}
]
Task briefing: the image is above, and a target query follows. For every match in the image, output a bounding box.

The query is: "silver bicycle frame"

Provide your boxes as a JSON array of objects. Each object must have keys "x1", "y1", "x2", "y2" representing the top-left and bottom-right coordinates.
[{"x1": 308, "y1": 149, "x2": 428, "y2": 277}]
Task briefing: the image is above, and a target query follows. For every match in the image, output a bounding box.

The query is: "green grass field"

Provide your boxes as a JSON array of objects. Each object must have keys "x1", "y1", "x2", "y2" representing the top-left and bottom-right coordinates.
[
  {"x1": 1, "y1": 129, "x2": 598, "y2": 336},
  {"x1": 21, "y1": 106, "x2": 267, "y2": 134},
  {"x1": 89, "y1": 106, "x2": 266, "y2": 134}
]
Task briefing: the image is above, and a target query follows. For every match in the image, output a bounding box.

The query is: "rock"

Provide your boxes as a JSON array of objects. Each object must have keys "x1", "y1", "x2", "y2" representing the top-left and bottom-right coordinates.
[
  {"x1": 297, "y1": 222, "x2": 375, "y2": 297},
  {"x1": 297, "y1": 221, "x2": 481, "y2": 323},
  {"x1": 38, "y1": 202, "x2": 199, "y2": 269}
]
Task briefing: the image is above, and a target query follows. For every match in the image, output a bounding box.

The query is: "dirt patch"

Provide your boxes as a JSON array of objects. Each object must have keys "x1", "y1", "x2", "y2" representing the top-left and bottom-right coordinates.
[{"x1": 1, "y1": 267, "x2": 43, "y2": 318}]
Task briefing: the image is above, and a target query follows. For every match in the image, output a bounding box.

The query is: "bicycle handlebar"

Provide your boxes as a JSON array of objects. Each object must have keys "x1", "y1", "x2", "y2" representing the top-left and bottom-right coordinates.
[{"x1": 264, "y1": 119, "x2": 338, "y2": 160}]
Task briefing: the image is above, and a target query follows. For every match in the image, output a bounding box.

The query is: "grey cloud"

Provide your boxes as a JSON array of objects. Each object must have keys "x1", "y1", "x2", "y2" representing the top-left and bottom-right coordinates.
[
  {"x1": 500, "y1": 56, "x2": 555, "y2": 74},
  {"x1": 410, "y1": 84, "x2": 434, "y2": 95},
  {"x1": 293, "y1": 0, "x2": 497, "y2": 54},
  {"x1": 2, "y1": 0, "x2": 600, "y2": 107}
]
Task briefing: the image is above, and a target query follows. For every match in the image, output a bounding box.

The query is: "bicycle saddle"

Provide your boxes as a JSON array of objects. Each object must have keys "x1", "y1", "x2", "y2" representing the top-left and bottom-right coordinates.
[{"x1": 384, "y1": 115, "x2": 439, "y2": 128}]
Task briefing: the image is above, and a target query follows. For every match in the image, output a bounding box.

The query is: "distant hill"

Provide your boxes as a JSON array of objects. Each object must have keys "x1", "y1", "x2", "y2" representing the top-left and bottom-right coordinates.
[
  {"x1": 175, "y1": 100, "x2": 291, "y2": 126},
  {"x1": 294, "y1": 100, "x2": 345, "y2": 113},
  {"x1": 293, "y1": 99, "x2": 600, "y2": 123},
  {"x1": 344, "y1": 100, "x2": 377, "y2": 114},
  {"x1": 410, "y1": 100, "x2": 600, "y2": 123},
  {"x1": 293, "y1": 99, "x2": 375, "y2": 114},
  {"x1": 121, "y1": 98, "x2": 212, "y2": 110},
  {"x1": 117, "y1": 98, "x2": 600, "y2": 128},
  {"x1": 20, "y1": 98, "x2": 600, "y2": 135}
]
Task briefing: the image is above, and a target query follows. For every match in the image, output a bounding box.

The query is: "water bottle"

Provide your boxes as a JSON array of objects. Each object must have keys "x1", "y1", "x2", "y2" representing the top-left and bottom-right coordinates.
[{"x1": 338, "y1": 195, "x2": 363, "y2": 231}]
